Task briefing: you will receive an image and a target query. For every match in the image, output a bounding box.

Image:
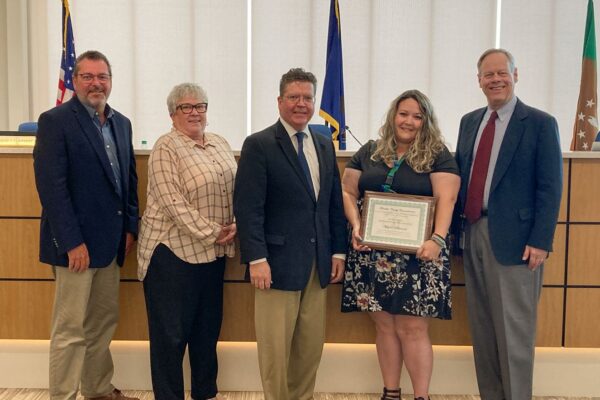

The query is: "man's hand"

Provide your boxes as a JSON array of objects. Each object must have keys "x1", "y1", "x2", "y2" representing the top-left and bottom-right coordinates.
[
  {"x1": 250, "y1": 261, "x2": 272, "y2": 290},
  {"x1": 522, "y1": 245, "x2": 548, "y2": 271},
  {"x1": 216, "y1": 223, "x2": 237, "y2": 245},
  {"x1": 67, "y1": 243, "x2": 90, "y2": 272},
  {"x1": 330, "y1": 257, "x2": 345, "y2": 283},
  {"x1": 125, "y1": 232, "x2": 136, "y2": 256}
]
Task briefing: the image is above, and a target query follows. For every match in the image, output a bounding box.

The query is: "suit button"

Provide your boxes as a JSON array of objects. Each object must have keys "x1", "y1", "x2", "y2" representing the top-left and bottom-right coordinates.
[
  {"x1": 310, "y1": 238, "x2": 315, "y2": 243},
  {"x1": 117, "y1": 211, "x2": 123, "y2": 216}
]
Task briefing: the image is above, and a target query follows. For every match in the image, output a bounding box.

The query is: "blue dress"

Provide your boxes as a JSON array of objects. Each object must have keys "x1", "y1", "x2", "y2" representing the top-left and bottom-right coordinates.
[{"x1": 341, "y1": 141, "x2": 459, "y2": 319}]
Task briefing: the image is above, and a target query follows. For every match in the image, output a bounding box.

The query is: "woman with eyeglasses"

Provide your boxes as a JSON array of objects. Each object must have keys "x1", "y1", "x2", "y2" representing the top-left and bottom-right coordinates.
[
  {"x1": 340, "y1": 90, "x2": 460, "y2": 400},
  {"x1": 137, "y1": 83, "x2": 236, "y2": 400}
]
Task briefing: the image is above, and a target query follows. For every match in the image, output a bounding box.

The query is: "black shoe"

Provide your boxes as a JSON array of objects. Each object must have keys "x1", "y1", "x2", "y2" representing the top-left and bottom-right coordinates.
[{"x1": 381, "y1": 387, "x2": 401, "y2": 400}]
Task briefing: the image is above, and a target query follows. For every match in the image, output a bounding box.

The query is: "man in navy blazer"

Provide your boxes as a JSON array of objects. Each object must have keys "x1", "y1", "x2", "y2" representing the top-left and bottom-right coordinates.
[
  {"x1": 454, "y1": 49, "x2": 562, "y2": 400},
  {"x1": 33, "y1": 51, "x2": 138, "y2": 400},
  {"x1": 234, "y1": 68, "x2": 347, "y2": 400}
]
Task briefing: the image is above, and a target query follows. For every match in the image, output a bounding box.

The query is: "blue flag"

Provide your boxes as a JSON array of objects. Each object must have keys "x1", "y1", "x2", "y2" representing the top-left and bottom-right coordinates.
[
  {"x1": 56, "y1": 0, "x2": 76, "y2": 106},
  {"x1": 319, "y1": 0, "x2": 346, "y2": 150}
]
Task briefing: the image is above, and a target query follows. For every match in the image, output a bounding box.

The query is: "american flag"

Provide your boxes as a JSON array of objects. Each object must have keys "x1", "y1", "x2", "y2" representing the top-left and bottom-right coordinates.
[{"x1": 56, "y1": 0, "x2": 76, "y2": 106}]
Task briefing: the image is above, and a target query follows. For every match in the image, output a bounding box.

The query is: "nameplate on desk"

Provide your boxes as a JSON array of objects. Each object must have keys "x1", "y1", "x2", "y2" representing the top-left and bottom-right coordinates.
[{"x1": 0, "y1": 131, "x2": 36, "y2": 147}]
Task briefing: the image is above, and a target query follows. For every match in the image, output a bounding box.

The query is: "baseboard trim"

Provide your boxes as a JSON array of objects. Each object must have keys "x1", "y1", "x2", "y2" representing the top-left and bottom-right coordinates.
[{"x1": 0, "y1": 340, "x2": 598, "y2": 396}]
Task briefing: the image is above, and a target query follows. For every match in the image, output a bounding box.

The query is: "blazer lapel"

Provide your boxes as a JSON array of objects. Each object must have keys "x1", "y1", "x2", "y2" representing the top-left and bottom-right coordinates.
[
  {"x1": 490, "y1": 99, "x2": 527, "y2": 193},
  {"x1": 72, "y1": 99, "x2": 121, "y2": 195},
  {"x1": 274, "y1": 121, "x2": 316, "y2": 202}
]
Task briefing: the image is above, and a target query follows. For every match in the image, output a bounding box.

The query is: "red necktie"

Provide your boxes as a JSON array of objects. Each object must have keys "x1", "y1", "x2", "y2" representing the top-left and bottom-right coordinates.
[{"x1": 464, "y1": 111, "x2": 498, "y2": 224}]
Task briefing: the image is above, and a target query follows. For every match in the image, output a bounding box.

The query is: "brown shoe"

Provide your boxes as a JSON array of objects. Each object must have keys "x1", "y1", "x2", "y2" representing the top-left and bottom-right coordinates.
[{"x1": 85, "y1": 388, "x2": 139, "y2": 400}]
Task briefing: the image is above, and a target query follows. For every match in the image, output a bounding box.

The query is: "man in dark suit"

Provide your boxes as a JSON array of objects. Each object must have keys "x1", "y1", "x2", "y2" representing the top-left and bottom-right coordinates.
[
  {"x1": 454, "y1": 49, "x2": 562, "y2": 400},
  {"x1": 234, "y1": 68, "x2": 347, "y2": 400},
  {"x1": 33, "y1": 50, "x2": 139, "y2": 400}
]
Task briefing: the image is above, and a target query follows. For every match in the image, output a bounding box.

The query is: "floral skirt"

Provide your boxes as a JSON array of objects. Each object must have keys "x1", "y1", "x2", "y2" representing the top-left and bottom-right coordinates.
[{"x1": 341, "y1": 244, "x2": 452, "y2": 319}]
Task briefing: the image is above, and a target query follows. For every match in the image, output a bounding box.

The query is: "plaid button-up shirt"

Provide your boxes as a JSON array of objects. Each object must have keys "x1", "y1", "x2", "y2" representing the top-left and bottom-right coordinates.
[{"x1": 137, "y1": 128, "x2": 237, "y2": 280}]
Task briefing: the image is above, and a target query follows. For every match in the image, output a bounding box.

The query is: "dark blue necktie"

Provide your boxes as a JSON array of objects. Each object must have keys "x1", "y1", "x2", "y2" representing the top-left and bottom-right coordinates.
[{"x1": 296, "y1": 132, "x2": 315, "y2": 196}]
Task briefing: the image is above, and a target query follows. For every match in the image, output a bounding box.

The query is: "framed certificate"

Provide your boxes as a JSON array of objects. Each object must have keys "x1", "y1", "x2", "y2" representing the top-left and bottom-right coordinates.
[{"x1": 359, "y1": 191, "x2": 436, "y2": 253}]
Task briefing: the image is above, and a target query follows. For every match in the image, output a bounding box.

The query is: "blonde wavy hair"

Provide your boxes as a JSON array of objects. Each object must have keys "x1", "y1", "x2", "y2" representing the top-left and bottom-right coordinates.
[{"x1": 371, "y1": 90, "x2": 445, "y2": 173}]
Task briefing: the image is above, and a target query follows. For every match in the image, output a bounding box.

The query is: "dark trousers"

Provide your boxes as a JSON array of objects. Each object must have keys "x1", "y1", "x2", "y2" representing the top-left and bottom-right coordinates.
[{"x1": 143, "y1": 244, "x2": 225, "y2": 400}]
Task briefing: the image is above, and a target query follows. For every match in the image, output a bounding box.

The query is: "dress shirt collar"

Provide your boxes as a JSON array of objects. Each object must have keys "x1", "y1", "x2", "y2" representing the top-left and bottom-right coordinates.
[
  {"x1": 279, "y1": 117, "x2": 308, "y2": 139},
  {"x1": 82, "y1": 102, "x2": 114, "y2": 120},
  {"x1": 486, "y1": 95, "x2": 517, "y2": 123}
]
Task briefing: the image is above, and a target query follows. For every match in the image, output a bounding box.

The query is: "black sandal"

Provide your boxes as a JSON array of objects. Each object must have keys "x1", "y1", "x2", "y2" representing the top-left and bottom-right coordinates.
[{"x1": 381, "y1": 387, "x2": 401, "y2": 400}]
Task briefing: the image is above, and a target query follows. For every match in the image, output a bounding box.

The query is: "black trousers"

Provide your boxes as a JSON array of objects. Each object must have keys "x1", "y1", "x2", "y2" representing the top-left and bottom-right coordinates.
[{"x1": 144, "y1": 244, "x2": 225, "y2": 400}]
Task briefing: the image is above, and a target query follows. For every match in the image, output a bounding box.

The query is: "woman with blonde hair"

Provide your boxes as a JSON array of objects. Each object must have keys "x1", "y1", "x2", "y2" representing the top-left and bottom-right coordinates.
[{"x1": 341, "y1": 90, "x2": 460, "y2": 400}]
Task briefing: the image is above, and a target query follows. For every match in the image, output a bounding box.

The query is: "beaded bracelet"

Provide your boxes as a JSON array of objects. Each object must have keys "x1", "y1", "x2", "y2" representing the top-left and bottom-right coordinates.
[{"x1": 430, "y1": 233, "x2": 446, "y2": 248}]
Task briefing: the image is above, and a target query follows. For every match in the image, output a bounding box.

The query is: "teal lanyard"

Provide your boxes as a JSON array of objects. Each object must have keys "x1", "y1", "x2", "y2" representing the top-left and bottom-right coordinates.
[{"x1": 381, "y1": 157, "x2": 404, "y2": 193}]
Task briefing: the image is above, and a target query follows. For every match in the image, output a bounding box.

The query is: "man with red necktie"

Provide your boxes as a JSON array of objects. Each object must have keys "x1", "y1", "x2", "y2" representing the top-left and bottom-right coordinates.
[{"x1": 454, "y1": 48, "x2": 562, "y2": 400}]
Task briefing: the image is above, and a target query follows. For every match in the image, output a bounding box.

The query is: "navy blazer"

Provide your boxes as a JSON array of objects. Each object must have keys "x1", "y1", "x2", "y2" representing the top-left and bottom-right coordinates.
[
  {"x1": 454, "y1": 98, "x2": 562, "y2": 266},
  {"x1": 233, "y1": 120, "x2": 347, "y2": 290},
  {"x1": 33, "y1": 96, "x2": 139, "y2": 268}
]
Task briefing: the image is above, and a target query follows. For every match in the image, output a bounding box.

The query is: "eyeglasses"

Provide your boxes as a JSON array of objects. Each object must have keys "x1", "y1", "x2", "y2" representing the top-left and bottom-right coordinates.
[
  {"x1": 77, "y1": 73, "x2": 111, "y2": 83},
  {"x1": 283, "y1": 95, "x2": 315, "y2": 104},
  {"x1": 176, "y1": 103, "x2": 208, "y2": 114}
]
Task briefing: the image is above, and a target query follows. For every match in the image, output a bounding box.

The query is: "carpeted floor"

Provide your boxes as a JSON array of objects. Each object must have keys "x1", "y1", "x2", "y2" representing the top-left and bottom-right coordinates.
[{"x1": 0, "y1": 389, "x2": 596, "y2": 400}]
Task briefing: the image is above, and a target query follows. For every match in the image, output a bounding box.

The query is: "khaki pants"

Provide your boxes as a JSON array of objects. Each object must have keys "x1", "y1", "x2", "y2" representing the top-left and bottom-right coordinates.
[
  {"x1": 254, "y1": 266, "x2": 327, "y2": 400},
  {"x1": 49, "y1": 260, "x2": 120, "y2": 400}
]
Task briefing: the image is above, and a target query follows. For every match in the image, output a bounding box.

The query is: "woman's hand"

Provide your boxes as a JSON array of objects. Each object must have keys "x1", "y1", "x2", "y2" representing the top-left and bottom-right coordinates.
[
  {"x1": 416, "y1": 239, "x2": 441, "y2": 262},
  {"x1": 351, "y1": 225, "x2": 371, "y2": 252},
  {"x1": 216, "y1": 222, "x2": 236, "y2": 245}
]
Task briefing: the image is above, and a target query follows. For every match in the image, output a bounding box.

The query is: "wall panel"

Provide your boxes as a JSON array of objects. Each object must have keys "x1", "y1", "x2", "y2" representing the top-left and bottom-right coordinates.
[
  {"x1": 565, "y1": 288, "x2": 600, "y2": 348},
  {"x1": 0, "y1": 152, "x2": 596, "y2": 348},
  {"x1": 544, "y1": 224, "x2": 566, "y2": 286},
  {"x1": 0, "y1": 155, "x2": 40, "y2": 217},
  {"x1": 567, "y1": 225, "x2": 600, "y2": 286},
  {"x1": 570, "y1": 159, "x2": 600, "y2": 222},
  {"x1": 0, "y1": 281, "x2": 54, "y2": 339},
  {"x1": 0, "y1": 219, "x2": 50, "y2": 279}
]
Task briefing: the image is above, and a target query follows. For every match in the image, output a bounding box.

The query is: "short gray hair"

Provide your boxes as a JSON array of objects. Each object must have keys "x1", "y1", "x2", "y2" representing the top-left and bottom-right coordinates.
[
  {"x1": 167, "y1": 83, "x2": 208, "y2": 115},
  {"x1": 477, "y1": 48, "x2": 516, "y2": 74}
]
